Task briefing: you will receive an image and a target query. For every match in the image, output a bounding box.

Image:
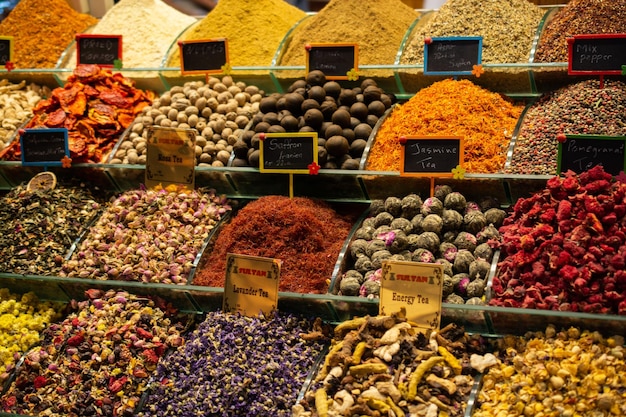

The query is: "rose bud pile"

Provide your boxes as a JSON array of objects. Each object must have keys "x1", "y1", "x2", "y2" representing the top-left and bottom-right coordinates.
[{"x1": 490, "y1": 165, "x2": 626, "y2": 314}]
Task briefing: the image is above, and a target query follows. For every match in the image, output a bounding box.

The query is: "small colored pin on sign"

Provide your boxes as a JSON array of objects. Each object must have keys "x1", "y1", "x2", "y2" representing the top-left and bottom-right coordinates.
[{"x1": 556, "y1": 133, "x2": 567, "y2": 143}]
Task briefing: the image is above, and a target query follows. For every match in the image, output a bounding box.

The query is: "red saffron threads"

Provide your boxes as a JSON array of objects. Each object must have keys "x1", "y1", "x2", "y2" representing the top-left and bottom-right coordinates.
[{"x1": 193, "y1": 196, "x2": 360, "y2": 294}]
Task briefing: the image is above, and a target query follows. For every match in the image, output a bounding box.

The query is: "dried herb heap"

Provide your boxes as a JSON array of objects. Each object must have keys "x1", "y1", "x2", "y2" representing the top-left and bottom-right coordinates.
[
  {"x1": 506, "y1": 79, "x2": 626, "y2": 175},
  {"x1": 366, "y1": 79, "x2": 523, "y2": 173},
  {"x1": 401, "y1": 0, "x2": 544, "y2": 65},
  {"x1": 0, "y1": 65, "x2": 156, "y2": 164},
  {"x1": 534, "y1": 0, "x2": 626, "y2": 63},
  {"x1": 138, "y1": 311, "x2": 326, "y2": 417},
  {"x1": 61, "y1": 187, "x2": 231, "y2": 285},
  {"x1": 492, "y1": 166, "x2": 626, "y2": 315},
  {"x1": 193, "y1": 195, "x2": 358, "y2": 294},
  {"x1": 475, "y1": 325, "x2": 626, "y2": 416},
  {"x1": 339, "y1": 186, "x2": 504, "y2": 305},
  {"x1": 0, "y1": 289, "x2": 187, "y2": 416},
  {"x1": 0, "y1": 0, "x2": 97, "y2": 68},
  {"x1": 0, "y1": 183, "x2": 101, "y2": 276},
  {"x1": 0, "y1": 290, "x2": 63, "y2": 387},
  {"x1": 294, "y1": 315, "x2": 488, "y2": 417}
]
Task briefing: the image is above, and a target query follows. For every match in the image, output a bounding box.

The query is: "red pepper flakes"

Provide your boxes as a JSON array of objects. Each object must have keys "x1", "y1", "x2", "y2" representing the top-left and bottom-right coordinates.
[{"x1": 193, "y1": 195, "x2": 360, "y2": 294}]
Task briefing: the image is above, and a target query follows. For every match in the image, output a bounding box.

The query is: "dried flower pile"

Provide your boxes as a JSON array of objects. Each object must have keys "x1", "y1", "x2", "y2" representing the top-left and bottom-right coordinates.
[
  {"x1": 491, "y1": 166, "x2": 626, "y2": 315},
  {"x1": 0, "y1": 80, "x2": 51, "y2": 149},
  {"x1": 294, "y1": 314, "x2": 488, "y2": 417},
  {"x1": 193, "y1": 195, "x2": 358, "y2": 293},
  {"x1": 61, "y1": 187, "x2": 230, "y2": 285},
  {"x1": 137, "y1": 311, "x2": 326, "y2": 417},
  {"x1": 0, "y1": 290, "x2": 63, "y2": 387},
  {"x1": 365, "y1": 79, "x2": 523, "y2": 173},
  {"x1": 338, "y1": 186, "x2": 504, "y2": 305},
  {"x1": 0, "y1": 183, "x2": 101, "y2": 275},
  {"x1": 506, "y1": 79, "x2": 626, "y2": 175},
  {"x1": 474, "y1": 325, "x2": 626, "y2": 416},
  {"x1": 0, "y1": 289, "x2": 188, "y2": 416},
  {"x1": 235, "y1": 72, "x2": 395, "y2": 170},
  {"x1": 0, "y1": 65, "x2": 155, "y2": 164},
  {"x1": 0, "y1": 0, "x2": 96, "y2": 68},
  {"x1": 534, "y1": 0, "x2": 626, "y2": 63},
  {"x1": 113, "y1": 76, "x2": 263, "y2": 166}
]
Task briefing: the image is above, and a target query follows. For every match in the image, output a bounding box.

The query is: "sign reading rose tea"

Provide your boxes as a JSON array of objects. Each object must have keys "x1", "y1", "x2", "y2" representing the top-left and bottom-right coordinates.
[
  {"x1": 305, "y1": 43, "x2": 358, "y2": 80},
  {"x1": 557, "y1": 134, "x2": 626, "y2": 176},
  {"x1": 567, "y1": 33, "x2": 626, "y2": 75},
  {"x1": 259, "y1": 132, "x2": 318, "y2": 174},
  {"x1": 424, "y1": 36, "x2": 482, "y2": 76},
  {"x1": 145, "y1": 126, "x2": 196, "y2": 190},
  {"x1": 75, "y1": 34, "x2": 122, "y2": 67},
  {"x1": 379, "y1": 259, "x2": 444, "y2": 331},
  {"x1": 223, "y1": 253, "x2": 281, "y2": 317},
  {"x1": 20, "y1": 128, "x2": 69, "y2": 167},
  {"x1": 400, "y1": 136, "x2": 464, "y2": 177},
  {"x1": 178, "y1": 38, "x2": 228, "y2": 75},
  {"x1": 0, "y1": 36, "x2": 14, "y2": 65}
]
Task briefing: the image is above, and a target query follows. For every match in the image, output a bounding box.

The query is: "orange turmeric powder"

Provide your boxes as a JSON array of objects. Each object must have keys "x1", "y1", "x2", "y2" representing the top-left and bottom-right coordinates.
[{"x1": 366, "y1": 79, "x2": 524, "y2": 173}]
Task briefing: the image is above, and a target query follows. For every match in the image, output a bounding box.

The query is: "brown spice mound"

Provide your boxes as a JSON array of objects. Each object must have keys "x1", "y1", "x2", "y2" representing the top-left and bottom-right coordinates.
[
  {"x1": 0, "y1": 0, "x2": 97, "y2": 68},
  {"x1": 193, "y1": 196, "x2": 358, "y2": 294},
  {"x1": 534, "y1": 0, "x2": 626, "y2": 63}
]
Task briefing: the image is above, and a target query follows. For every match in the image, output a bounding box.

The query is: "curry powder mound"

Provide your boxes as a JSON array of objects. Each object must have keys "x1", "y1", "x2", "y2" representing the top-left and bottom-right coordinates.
[
  {"x1": 0, "y1": 0, "x2": 97, "y2": 69},
  {"x1": 167, "y1": 0, "x2": 306, "y2": 68}
]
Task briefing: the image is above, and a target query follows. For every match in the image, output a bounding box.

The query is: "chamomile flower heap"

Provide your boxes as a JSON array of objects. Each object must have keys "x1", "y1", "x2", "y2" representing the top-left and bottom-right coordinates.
[
  {"x1": 0, "y1": 290, "x2": 63, "y2": 386},
  {"x1": 0, "y1": 289, "x2": 187, "y2": 416},
  {"x1": 137, "y1": 311, "x2": 327, "y2": 417}
]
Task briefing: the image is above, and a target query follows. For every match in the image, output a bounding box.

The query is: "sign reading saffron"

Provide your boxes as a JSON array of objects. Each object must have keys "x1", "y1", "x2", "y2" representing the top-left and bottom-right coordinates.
[
  {"x1": 178, "y1": 38, "x2": 228, "y2": 75},
  {"x1": 557, "y1": 134, "x2": 626, "y2": 176},
  {"x1": 223, "y1": 253, "x2": 281, "y2": 317},
  {"x1": 424, "y1": 37, "x2": 482, "y2": 75},
  {"x1": 76, "y1": 34, "x2": 122, "y2": 67},
  {"x1": 567, "y1": 33, "x2": 626, "y2": 75},
  {"x1": 306, "y1": 43, "x2": 358, "y2": 80},
  {"x1": 20, "y1": 128, "x2": 69, "y2": 166},
  {"x1": 379, "y1": 260, "x2": 443, "y2": 331},
  {"x1": 400, "y1": 136, "x2": 463, "y2": 177},
  {"x1": 259, "y1": 132, "x2": 318, "y2": 174}
]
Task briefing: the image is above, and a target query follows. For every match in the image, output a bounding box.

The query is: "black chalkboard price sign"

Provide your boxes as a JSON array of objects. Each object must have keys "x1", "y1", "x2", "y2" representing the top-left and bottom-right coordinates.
[
  {"x1": 75, "y1": 34, "x2": 122, "y2": 67},
  {"x1": 557, "y1": 134, "x2": 626, "y2": 176},
  {"x1": 259, "y1": 132, "x2": 318, "y2": 174},
  {"x1": 19, "y1": 128, "x2": 69, "y2": 167},
  {"x1": 423, "y1": 37, "x2": 482, "y2": 75},
  {"x1": 178, "y1": 38, "x2": 228, "y2": 75},
  {"x1": 400, "y1": 136, "x2": 464, "y2": 177},
  {"x1": 567, "y1": 33, "x2": 626, "y2": 75},
  {"x1": 0, "y1": 36, "x2": 13, "y2": 66},
  {"x1": 305, "y1": 43, "x2": 358, "y2": 80}
]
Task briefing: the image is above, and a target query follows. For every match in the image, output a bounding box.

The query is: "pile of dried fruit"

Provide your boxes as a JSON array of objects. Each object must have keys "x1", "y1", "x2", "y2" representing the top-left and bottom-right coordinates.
[
  {"x1": 112, "y1": 76, "x2": 263, "y2": 166},
  {"x1": 0, "y1": 290, "x2": 63, "y2": 387},
  {"x1": 0, "y1": 183, "x2": 101, "y2": 275},
  {"x1": 0, "y1": 289, "x2": 188, "y2": 416},
  {"x1": 294, "y1": 313, "x2": 488, "y2": 417},
  {"x1": 234, "y1": 71, "x2": 395, "y2": 170},
  {"x1": 337, "y1": 186, "x2": 505, "y2": 304},
  {"x1": 0, "y1": 65, "x2": 155, "y2": 164},
  {"x1": 193, "y1": 195, "x2": 358, "y2": 294},
  {"x1": 137, "y1": 311, "x2": 327, "y2": 417},
  {"x1": 61, "y1": 187, "x2": 231, "y2": 284},
  {"x1": 491, "y1": 166, "x2": 626, "y2": 315},
  {"x1": 474, "y1": 325, "x2": 626, "y2": 416},
  {"x1": 0, "y1": 80, "x2": 50, "y2": 149}
]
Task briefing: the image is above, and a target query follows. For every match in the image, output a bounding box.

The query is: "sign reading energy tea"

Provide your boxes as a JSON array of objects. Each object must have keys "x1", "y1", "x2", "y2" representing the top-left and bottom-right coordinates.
[
  {"x1": 223, "y1": 253, "x2": 281, "y2": 317},
  {"x1": 379, "y1": 260, "x2": 444, "y2": 331}
]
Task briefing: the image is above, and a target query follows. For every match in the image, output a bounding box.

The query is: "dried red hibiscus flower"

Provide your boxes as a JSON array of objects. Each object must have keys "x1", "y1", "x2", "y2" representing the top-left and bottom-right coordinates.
[{"x1": 491, "y1": 166, "x2": 626, "y2": 315}]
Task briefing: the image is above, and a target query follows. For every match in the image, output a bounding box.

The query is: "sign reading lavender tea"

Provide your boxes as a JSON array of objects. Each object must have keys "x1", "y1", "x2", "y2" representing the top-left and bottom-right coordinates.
[
  {"x1": 557, "y1": 134, "x2": 626, "y2": 176},
  {"x1": 424, "y1": 36, "x2": 482, "y2": 75}
]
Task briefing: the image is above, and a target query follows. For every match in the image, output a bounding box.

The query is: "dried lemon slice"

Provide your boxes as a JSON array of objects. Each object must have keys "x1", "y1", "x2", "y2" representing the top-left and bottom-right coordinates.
[{"x1": 27, "y1": 171, "x2": 57, "y2": 191}]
